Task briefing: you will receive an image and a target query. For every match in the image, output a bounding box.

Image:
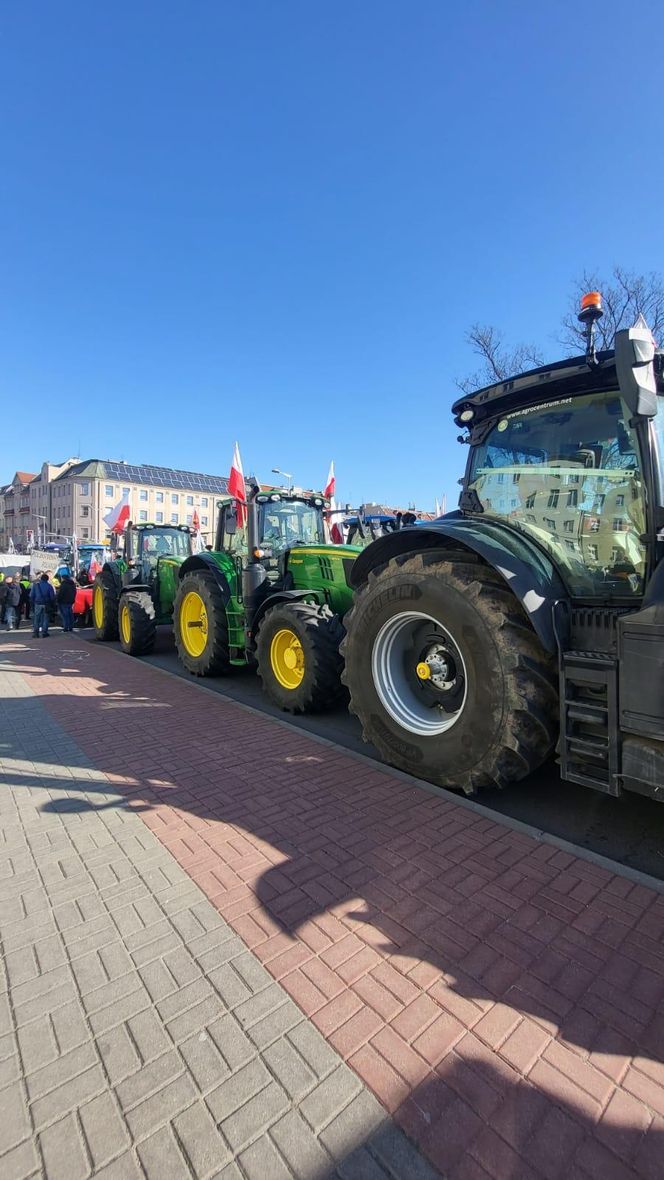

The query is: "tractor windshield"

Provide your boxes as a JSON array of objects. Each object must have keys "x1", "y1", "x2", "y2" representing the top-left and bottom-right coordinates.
[
  {"x1": 467, "y1": 390, "x2": 647, "y2": 598},
  {"x1": 259, "y1": 500, "x2": 325, "y2": 552},
  {"x1": 139, "y1": 528, "x2": 191, "y2": 561}
]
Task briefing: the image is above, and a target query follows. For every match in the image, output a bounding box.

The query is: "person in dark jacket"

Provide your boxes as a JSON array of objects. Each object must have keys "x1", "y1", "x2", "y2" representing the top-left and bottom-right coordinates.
[
  {"x1": 31, "y1": 574, "x2": 56, "y2": 638},
  {"x1": 56, "y1": 574, "x2": 77, "y2": 633},
  {"x1": 1, "y1": 577, "x2": 21, "y2": 631}
]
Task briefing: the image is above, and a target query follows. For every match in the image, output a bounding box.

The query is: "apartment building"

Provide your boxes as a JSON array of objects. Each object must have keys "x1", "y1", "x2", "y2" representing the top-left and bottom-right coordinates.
[{"x1": 0, "y1": 458, "x2": 229, "y2": 551}]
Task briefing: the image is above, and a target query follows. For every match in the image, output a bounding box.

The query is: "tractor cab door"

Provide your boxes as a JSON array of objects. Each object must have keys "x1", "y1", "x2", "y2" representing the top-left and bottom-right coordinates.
[
  {"x1": 216, "y1": 503, "x2": 248, "y2": 557},
  {"x1": 257, "y1": 499, "x2": 325, "y2": 584}
]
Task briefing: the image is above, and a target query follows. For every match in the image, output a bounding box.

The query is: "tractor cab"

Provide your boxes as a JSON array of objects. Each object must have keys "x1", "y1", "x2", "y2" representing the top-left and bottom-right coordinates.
[{"x1": 216, "y1": 486, "x2": 326, "y2": 583}]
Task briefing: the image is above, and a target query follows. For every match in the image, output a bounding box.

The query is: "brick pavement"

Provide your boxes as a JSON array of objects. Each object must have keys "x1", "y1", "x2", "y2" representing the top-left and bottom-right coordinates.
[
  {"x1": 1, "y1": 631, "x2": 664, "y2": 1178},
  {"x1": 0, "y1": 641, "x2": 437, "y2": 1179}
]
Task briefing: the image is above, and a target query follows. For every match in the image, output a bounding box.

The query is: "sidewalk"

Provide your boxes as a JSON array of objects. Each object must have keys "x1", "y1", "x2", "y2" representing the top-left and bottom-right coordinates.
[{"x1": 0, "y1": 631, "x2": 663, "y2": 1179}]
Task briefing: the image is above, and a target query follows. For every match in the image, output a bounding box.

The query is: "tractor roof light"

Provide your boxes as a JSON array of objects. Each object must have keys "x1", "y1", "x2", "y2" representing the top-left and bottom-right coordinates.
[
  {"x1": 578, "y1": 291, "x2": 604, "y2": 323},
  {"x1": 459, "y1": 407, "x2": 474, "y2": 423},
  {"x1": 578, "y1": 290, "x2": 604, "y2": 365}
]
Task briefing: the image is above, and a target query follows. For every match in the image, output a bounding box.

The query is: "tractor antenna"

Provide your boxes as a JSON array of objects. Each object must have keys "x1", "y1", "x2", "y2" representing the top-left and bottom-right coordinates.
[{"x1": 578, "y1": 291, "x2": 604, "y2": 367}]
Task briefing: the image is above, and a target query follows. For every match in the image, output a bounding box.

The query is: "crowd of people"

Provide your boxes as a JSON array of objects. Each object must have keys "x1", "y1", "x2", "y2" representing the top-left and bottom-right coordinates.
[{"x1": 0, "y1": 568, "x2": 78, "y2": 637}]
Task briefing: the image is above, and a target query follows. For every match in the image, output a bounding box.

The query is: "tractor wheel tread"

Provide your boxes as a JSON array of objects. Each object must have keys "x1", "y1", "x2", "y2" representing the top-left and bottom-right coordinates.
[
  {"x1": 174, "y1": 570, "x2": 230, "y2": 676},
  {"x1": 93, "y1": 571, "x2": 120, "y2": 642},
  {"x1": 256, "y1": 601, "x2": 345, "y2": 714},
  {"x1": 119, "y1": 590, "x2": 157, "y2": 657},
  {"x1": 342, "y1": 552, "x2": 558, "y2": 793}
]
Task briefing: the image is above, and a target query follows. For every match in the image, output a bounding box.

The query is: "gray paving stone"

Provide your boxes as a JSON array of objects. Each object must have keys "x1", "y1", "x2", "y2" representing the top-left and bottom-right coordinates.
[
  {"x1": 126, "y1": 1073, "x2": 198, "y2": 1141},
  {"x1": 180, "y1": 1031, "x2": 230, "y2": 1092},
  {"x1": 79, "y1": 1090, "x2": 131, "y2": 1168},
  {"x1": 247, "y1": 1000, "x2": 304, "y2": 1051},
  {"x1": 96, "y1": 1023, "x2": 142, "y2": 1085},
  {"x1": 264, "y1": 1036, "x2": 318, "y2": 1100},
  {"x1": 337, "y1": 1145, "x2": 391, "y2": 1180},
  {"x1": 93, "y1": 1150, "x2": 145, "y2": 1180},
  {"x1": 219, "y1": 1079, "x2": 290, "y2": 1153},
  {"x1": 368, "y1": 1122, "x2": 442, "y2": 1180},
  {"x1": 208, "y1": 1013, "x2": 256, "y2": 1071},
  {"x1": 239, "y1": 1134, "x2": 294, "y2": 1179},
  {"x1": 173, "y1": 1098, "x2": 230, "y2": 1176},
  {"x1": 0, "y1": 1136, "x2": 39, "y2": 1180},
  {"x1": 0, "y1": 1079, "x2": 32, "y2": 1152},
  {"x1": 299, "y1": 1065, "x2": 362, "y2": 1133},
  {"x1": 26, "y1": 1041, "x2": 99, "y2": 1100},
  {"x1": 38, "y1": 1112, "x2": 89, "y2": 1180},
  {"x1": 319, "y1": 1091, "x2": 387, "y2": 1162},
  {"x1": 138, "y1": 1125, "x2": 193, "y2": 1179},
  {"x1": 115, "y1": 1048, "x2": 182, "y2": 1110},
  {"x1": 30, "y1": 1063, "x2": 107, "y2": 1129},
  {"x1": 271, "y1": 1109, "x2": 334, "y2": 1178},
  {"x1": 206, "y1": 1057, "x2": 271, "y2": 1124},
  {"x1": 288, "y1": 1020, "x2": 340, "y2": 1079}
]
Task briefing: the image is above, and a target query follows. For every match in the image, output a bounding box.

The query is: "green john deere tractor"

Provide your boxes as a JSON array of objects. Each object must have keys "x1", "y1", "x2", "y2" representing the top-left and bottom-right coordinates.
[
  {"x1": 93, "y1": 523, "x2": 195, "y2": 656},
  {"x1": 173, "y1": 485, "x2": 362, "y2": 712}
]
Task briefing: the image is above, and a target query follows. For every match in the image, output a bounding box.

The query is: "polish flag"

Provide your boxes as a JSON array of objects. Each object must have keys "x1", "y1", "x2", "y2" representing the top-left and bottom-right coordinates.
[
  {"x1": 324, "y1": 461, "x2": 336, "y2": 501},
  {"x1": 228, "y1": 442, "x2": 247, "y2": 527},
  {"x1": 192, "y1": 509, "x2": 200, "y2": 532},
  {"x1": 103, "y1": 490, "x2": 131, "y2": 535}
]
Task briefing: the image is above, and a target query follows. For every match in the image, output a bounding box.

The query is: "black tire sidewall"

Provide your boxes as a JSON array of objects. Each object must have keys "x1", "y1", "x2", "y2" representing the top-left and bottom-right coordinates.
[
  {"x1": 174, "y1": 571, "x2": 228, "y2": 674},
  {"x1": 347, "y1": 569, "x2": 507, "y2": 778},
  {"x1": 256, "y1": 606, "x2": 334, "y2": 712}
]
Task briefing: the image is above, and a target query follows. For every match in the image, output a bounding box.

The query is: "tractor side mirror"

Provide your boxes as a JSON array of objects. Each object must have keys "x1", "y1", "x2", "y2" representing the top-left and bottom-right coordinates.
[
  {"x1": 615, "y1": 318, "x2": 657, "y2": 418},
  {"x1": 225, "y1": 509, "x2": 237, "y2": 536}
]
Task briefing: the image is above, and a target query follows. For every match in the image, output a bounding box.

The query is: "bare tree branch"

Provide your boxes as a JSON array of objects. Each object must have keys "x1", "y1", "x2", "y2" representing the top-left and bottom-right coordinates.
[
  {"x1": 455, "y1": 324, "x2": 543, "y2": 394},
  {"x1": 457, "y1": 266, "x2": 664, "y2": 394}
]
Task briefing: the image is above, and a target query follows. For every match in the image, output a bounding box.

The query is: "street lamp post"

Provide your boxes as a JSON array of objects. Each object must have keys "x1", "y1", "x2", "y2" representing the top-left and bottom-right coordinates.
[{"x1": 271, "y1": 467, "x2": 293, "y2": 493}]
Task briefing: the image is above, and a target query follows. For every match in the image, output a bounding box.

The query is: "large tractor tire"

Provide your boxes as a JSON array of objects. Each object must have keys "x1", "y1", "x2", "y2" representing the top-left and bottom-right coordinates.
[
  {"x1": 118, "y1": 591, "x2": 157, "y2": 656},
  {"x1": 341, "y1": 553, "x2": 557, "y2": 793},
  {"x1": 174, "y1": 570, "x2": 230, "y2": 676},
  {"x1": 256, "y1": 602, "x2": 346, "y2": 713},
  {"x1": 92, "y1": 572, "x2": 120, "y2": 641}
]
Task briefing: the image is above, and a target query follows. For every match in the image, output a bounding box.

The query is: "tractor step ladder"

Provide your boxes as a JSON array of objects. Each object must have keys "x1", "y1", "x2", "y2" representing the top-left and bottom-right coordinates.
[{"x1": 559, "y1": 650, "x2": 620, "y2": 795}]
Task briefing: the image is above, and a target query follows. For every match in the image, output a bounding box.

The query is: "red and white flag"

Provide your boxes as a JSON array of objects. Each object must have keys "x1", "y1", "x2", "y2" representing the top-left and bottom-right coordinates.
[
  {"x1": 192, "y1": 509, "x2": 200, "y2": 532},
  {"x1": 228, "y1": 442, "x2": 247, "y2": 527},
  {"x1": 103, "y1": 490, "x2": 131, "y2": 535},
  {"x1": 324, "y1": 460, "x2": 335, "y2": 501}
]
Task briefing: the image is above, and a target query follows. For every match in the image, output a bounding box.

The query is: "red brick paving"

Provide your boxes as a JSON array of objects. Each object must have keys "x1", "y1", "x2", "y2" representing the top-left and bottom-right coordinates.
[{"x1": 6, "y1": 635, "x2": 664, "y2": 1177}]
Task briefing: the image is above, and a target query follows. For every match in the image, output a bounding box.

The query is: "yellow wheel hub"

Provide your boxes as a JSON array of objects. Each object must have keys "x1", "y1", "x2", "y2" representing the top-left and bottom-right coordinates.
[
  {"x1": 93, "y1": 585, "x2": 105, "y2": 629},
  {"x1": 270, "y1": 628, "x2": 305, "y2": 690},
  {"x1": 180, "y1": 590, "x2": 208, "y2": 658},
  {"x1": 416, "y1": 661, "x2": 431, "y2": 681},
  {"x1": 120, "y1": 602, "x2": 131, "y2": 645}
]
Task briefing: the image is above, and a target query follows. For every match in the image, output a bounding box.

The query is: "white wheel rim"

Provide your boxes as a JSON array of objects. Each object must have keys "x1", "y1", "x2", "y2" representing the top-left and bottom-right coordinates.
[{"x1": 371, "y1": 611, "x2": 467, "y2": 737}]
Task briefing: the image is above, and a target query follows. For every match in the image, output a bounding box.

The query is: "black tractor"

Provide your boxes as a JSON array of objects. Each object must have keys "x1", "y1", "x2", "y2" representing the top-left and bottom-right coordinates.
[{"x1": 342, "y1": 294, "x2": 664, "y2": 802}]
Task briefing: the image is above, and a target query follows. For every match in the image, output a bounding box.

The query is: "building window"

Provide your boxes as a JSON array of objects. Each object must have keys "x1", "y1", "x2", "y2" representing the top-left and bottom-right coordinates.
[
  {"x1": 156, "y1": 492, "x2": 164, "y2": 503},
  {"x1": 186, "y1": 514, "x2": 193, "y2": 525},
  {"x1": 567, "y1": 490, "x2": 578, "y2": 508},
  {"x1": 171, "y1": 512, "x2": 178, "y2": 523},
  {"x1": 565, "y1": 540, "x2": 575, "y2": 551},
  {"x1": 611, "y1": 546, "x2": 621, "y2": 563},
  {"x1": 613, "y1": 518, "x2": 624, "y2": 532},
  {"x1": 547, "y1": 490, "x2": 559, "y2": 508},
  {"x1": 588, "y1": 544, "x2": 599, "y2": 561},
  {"x1": 201, "y1": 497, "x2": 208, "y2": 507},
  {"x1": 525, "y1": 493, "x2": 536, "y2": 509},
  {"x1": 156, "y1": 511, "x2": 163, "y2": 523},
  {"x1": 615, "y1": 494, "x2": 625, "y2": 508},
  {"x1": 122, "y1": 487, "x2": 130, "y2": 497},
  {"x1": 564, "y1": 519, "x2": 574, "y2": 534},
  {"x1": 544, "y1": 517, "x2": 556, "y2": 531},
  {"x1": 186, "y1": 495, "x2": 194, "y2": 506},
  {"x1": 140, "y1": 490, "x2": 148, "y2": 501},
  {"x1": 81, "y1": 482, "x2": 89, "y2": 496},
  {"x1": 82, "y1": 528, "x2": 89, "y2": 539},
  {"x1": 201, "y1": 516, "x2": 208, "y2": 526},
  {"x1": 105, "y1": 485, "x2": 114, "y2": 497},
  {"x1": 139, "y1": 510, "x2": 148, "y2": 522},
  {"x1": 171, "y1": 493, "x2": 179, "y2": 505},
  {"x1": 81, "y1": 506, "x2": 89, "y2": 517}
]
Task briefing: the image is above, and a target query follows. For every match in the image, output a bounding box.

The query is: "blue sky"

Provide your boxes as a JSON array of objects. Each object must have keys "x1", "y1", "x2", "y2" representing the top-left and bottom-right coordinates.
[{"x1": 1, "y1": 1, "x2": 661, "y2": 512}]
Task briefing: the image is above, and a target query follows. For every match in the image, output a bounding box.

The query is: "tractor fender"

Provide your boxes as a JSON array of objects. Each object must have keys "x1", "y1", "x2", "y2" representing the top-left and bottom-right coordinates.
[
  {"x1": 100, "y1": 561, "x2": 123, "y2": 593},
  {"x1": 249, "y1": 590, "x2": 321, "y2": 643},
  {"x1": 348, "y1": 517, "x2": 566, "y2": 653},
  {"x1": 178, "y1": 554, "x2": 232, "y2": 604}
]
